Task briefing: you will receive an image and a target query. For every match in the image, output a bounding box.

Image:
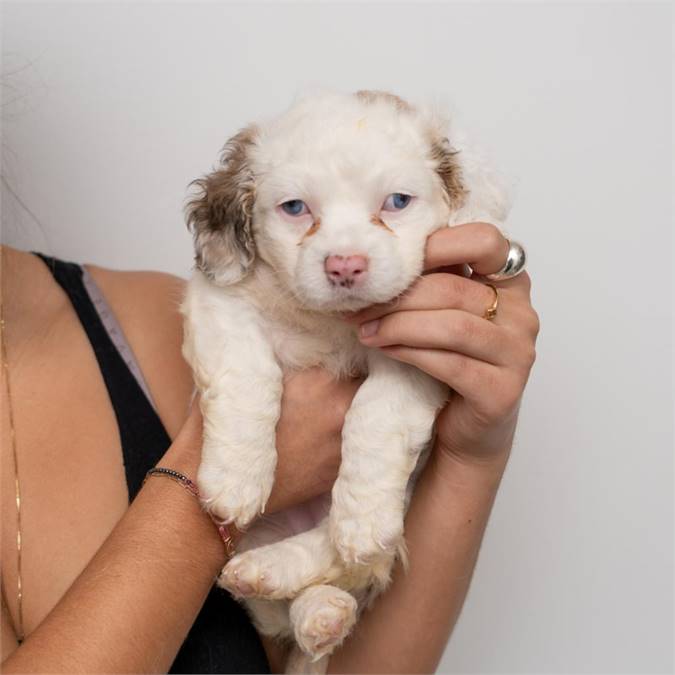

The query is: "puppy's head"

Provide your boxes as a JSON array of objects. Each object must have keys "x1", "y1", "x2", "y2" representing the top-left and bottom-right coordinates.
[{"x1": 187, "y1": 90, "x2": 466, "y2": 311}]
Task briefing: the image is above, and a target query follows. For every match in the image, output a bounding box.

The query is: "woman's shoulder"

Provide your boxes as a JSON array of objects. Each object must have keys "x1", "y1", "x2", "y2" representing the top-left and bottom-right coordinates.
[
  {"x1": 86, "y1": 265, "x2": 186, "y2": 315},
  {"x1": 85, "y1": 265, "x2": 194, "y2": 439}
]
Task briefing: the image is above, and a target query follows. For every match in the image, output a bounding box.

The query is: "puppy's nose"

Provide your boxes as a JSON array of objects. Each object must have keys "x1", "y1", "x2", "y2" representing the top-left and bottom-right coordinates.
[{"x1": 324, "y1": 254, "x2": 369, "y2": 288}]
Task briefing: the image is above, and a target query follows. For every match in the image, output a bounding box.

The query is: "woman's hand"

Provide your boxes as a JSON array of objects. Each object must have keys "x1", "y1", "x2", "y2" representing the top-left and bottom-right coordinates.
[
  {"x1": 348, "y1": 222, "x2": 539, "y2": 464},
  {"x1": 171, "y1": 370, "x2": 360, "y2": 514},
  {"x1": 270, "y1": 368, "x2": 361, "y2": 511}
]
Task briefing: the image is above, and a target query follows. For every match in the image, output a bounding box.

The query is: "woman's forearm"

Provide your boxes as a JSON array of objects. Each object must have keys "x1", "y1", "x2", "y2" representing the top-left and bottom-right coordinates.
[
  {"x1": 327, "y1": 447, "x2": 509, "y2": 674},
  {"x1": 1, "y1": 427, "x2": 227, "y2": 674}
]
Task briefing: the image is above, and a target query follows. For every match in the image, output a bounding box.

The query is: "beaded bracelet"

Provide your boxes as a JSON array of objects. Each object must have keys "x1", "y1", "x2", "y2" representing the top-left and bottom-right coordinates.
[{"x1": 144, "y1": 467, "x2": 237, "y2": 559}]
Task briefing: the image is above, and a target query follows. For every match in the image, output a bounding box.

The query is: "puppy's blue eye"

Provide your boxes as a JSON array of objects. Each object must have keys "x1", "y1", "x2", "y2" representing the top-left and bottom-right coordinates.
[
  {"x1": 281, "y1": 200, "x2": 309, "y2": 216},
  {"x1": 382, "y1": 193, "x2": 412, "y2": 211}
]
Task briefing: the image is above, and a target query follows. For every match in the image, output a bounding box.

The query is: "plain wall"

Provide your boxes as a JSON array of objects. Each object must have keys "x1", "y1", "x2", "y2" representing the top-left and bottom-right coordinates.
[{"x1": 2, "y1": 2, "x2": 673, "y2": 673}]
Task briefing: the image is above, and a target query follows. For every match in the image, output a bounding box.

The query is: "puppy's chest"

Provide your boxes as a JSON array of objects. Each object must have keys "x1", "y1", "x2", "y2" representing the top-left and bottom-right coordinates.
[{"x1": 264, "y1": 317, "x2": 368, "y2": 378}]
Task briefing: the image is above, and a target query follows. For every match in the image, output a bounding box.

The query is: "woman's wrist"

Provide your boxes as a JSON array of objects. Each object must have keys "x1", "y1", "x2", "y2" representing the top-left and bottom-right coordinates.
[
  {"x1": 431, "y1": 438, "x2": 511, "y2": 490},
  {"x1": 433, "y1": 406, "x2": 518, "y2": 475},
  {"x1": 147, "y1": 404, "x2": 251, "y2": 562},
  {"x1": 139, "y1": 467, "x2": 228, "y2": 569}
]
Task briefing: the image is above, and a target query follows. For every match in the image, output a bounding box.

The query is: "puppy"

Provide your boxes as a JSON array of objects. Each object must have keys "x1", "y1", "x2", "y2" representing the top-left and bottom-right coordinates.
[{"x1": 181, "y1": 90, "x2": 510, "y2": 672}]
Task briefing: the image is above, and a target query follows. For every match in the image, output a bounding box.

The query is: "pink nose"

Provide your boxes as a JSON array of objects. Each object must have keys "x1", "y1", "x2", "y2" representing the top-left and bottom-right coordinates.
[{"x1": 324, "y1": 254, "x2": 369, "y2": 288}]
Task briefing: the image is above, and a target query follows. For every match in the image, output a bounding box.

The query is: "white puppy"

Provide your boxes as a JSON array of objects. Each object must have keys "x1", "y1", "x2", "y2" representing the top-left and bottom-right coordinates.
[{"x1": 181, "y1": 90, "x2": 510, "y2": 672}]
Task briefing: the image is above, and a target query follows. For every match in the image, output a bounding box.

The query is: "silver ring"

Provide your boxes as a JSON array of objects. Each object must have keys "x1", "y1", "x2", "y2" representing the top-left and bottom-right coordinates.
[{"x1": 485, "y1": 239, "x2": 527, "y2": 281}]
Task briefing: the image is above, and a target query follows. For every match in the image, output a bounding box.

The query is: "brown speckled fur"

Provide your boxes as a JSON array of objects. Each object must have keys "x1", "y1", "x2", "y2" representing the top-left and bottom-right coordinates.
[{"x1": 186, "y1": 125, "x2": 258, "y2": 279}]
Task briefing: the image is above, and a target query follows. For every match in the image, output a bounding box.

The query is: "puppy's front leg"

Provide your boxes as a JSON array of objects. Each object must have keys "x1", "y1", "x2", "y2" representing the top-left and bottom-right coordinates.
[
  {"x1": 330, "y1": 351, "x2": 447, "y2": 565},
  {"x1": 182, "y1": 282, "x2": 282, "y2": 529}
]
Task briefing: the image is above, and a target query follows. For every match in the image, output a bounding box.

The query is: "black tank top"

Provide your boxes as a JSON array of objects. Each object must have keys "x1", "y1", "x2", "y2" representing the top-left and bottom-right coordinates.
[{"x1": 35, "y1": 254, "x2": 270, "y2": 674}]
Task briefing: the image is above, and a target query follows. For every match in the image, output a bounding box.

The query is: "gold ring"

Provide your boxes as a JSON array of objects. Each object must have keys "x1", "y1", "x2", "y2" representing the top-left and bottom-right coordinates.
[{"x1": 483, "y1": 283, "x2": 499, "y2": 321}]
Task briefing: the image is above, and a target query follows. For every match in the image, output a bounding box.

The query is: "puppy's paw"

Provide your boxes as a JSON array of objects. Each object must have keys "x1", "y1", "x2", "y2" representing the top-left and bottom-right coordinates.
[
  {"x1": 218, "y1": 550, "x2": 285, "y2": 599},
  {"x1": 291, "y1": 585, "x2": 357, "y2": 660},
  {"x1": 198, "y1": 458, "x2": 275, "y2": 529}
]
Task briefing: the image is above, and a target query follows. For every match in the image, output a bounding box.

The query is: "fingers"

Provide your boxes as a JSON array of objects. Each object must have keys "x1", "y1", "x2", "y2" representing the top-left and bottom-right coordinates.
[
  {"x1": 357, "y1": 308, "x2": 525, "y2": 367},
  {"x1": 424, "y1": 222, "x2": 510, "y2": 276},
  {"x1": 345, "y1": 269, "x2": 532, "y2": 333},
  {"x1": 379, "y1": 346, "x2": 523, "y2": 419},
  {"x1": 347, "y1": 272, "x2": 534, "y2": 338},
  {"x1": 346, "y1": 273, "x2": 499, "y2": 324},
  {"x1": 476, "y1": 269, "x2": 532, "y2": 300}
]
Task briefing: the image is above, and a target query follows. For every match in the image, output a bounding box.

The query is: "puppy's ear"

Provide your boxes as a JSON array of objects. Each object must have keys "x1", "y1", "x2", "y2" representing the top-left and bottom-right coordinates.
[
  {"x1": 186, "y1": 126, "x2": 258, "y2": 285},
  {"x1": 424, "y1": 108, "x2": 511, "y2": 223},
  {"x1": 430, "y1": 135, "x2": 467, "y2": 210},
  {"x1": 431, "y1": 133, "x2": 514, "y2": 224}
]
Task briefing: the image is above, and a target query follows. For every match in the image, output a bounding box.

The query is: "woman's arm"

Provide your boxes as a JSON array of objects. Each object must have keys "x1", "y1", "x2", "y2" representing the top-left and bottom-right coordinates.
[
  {"x1": 1, "y1": 409, "x2": 223, "y2": 674},
  {"x1": 1, "y1": 373, "x2": 358, "y2": 673},
  {"x1": 329, "y1": 448, "x2": 508, "y2": 674},
  {"x1": 329, "y1": 223, "x2": 538, "y2": 673}
]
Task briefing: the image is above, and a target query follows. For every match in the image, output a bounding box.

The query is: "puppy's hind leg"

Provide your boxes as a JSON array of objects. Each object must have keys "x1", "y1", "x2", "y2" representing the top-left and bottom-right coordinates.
[
  {"x1": 220, "y1": 520, "x2": 341, "y2": 600},
  {"x1": 241, "y1": 599, "x2": 329, "y2": 674}
]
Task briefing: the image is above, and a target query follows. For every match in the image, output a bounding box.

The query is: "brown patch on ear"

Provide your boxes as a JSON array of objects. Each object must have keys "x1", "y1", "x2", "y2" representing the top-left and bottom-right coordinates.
[
  {"x1": 430, "y1": 136, "x2": 466, "y2": 209},
  {"x1": 186, "y1": 125, "x2": 258, "y2": 285},
  {"x1": 297, "y1": 218, "x2": 321, "y2": 245},
  {"x1": 355, "y1": 90, "x2": 413, "y2": 113},
  {"x1": 370, "y1": 214, "x2": 395, "y2": 233}
]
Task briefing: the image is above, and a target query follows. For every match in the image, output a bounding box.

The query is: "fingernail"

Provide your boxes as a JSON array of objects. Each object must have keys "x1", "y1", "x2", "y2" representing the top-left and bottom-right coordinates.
[{"x1": 360, "y1": 319, "x2": 380, "y2": 338}]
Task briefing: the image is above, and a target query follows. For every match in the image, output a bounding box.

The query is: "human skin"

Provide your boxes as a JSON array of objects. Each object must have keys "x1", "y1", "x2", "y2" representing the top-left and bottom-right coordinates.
[{"x1": 0, "y1": 221, "x2": 538, "y2": 673}]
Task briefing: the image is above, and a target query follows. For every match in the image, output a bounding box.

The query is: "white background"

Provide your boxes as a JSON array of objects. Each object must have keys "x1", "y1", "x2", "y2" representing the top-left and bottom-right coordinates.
[{"x1": 2, "y1": 2, "x2": 673, "y2": 673}]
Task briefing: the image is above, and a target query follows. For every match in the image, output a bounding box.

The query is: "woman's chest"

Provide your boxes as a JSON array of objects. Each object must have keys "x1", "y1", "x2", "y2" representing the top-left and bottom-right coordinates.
[{"x1": 1, "y1": 315, "x2": 128, "y2": 637}]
